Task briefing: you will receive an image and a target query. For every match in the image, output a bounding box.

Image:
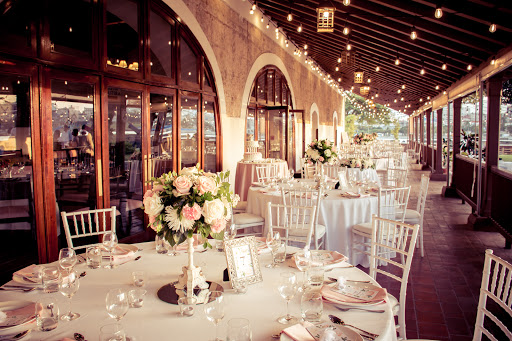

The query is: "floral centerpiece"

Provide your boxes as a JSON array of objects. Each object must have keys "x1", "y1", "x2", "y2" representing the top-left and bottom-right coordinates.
[
  {"x1": 340, "y1": 157, "x2": 375, "y2": 170},
  {"x1": 353, "y1": 132, "x2": 378, "y2": 145},
  {"x1": 304, "y1": 139, "x2": 337, "y2": 165},
  {"x1": 143, "y1": 165, "x2": 239, "y2": 301}
]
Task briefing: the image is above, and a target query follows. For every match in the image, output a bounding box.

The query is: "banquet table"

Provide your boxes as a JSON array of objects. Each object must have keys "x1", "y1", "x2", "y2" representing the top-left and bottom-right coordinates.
[
  {"x1": 246, "y1": 182, "x2": 381, "y2": 267},
  {"x1": 0, "y1": 242, "x2": 397, "y2": 341},
  {"x1": 234, "y1": 160, "x2": 289, "y2": 201}
]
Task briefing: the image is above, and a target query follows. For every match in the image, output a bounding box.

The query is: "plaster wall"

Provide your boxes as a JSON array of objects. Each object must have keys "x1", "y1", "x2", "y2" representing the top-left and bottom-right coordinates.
[{"x1": 165, "y1": 0, "x2": 344, "y2": 173}]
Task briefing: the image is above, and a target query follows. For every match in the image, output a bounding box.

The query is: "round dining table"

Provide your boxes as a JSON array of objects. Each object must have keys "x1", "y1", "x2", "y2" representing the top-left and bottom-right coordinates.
[
  {"x1": 0, "y1": 242, "x2": 397, "y2": 341},
  {"x1": 234, "y1": 160, "x2": 289, "y2": 201},
  {"x1": 246, "y1": 182, "x2": 380, "y2": 267}
]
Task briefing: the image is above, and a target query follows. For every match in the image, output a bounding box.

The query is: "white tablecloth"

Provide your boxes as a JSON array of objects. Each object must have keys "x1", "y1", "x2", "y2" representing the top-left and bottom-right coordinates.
[
  {"x1": 246, "y1": 185, "x2": 380, "y2": 267},
  {"x1": 0, "y1": 242, "x2": 396, "y2": 341},
  {"x1": 235, "y1": 161, "x2": 289, "y2": 201}
]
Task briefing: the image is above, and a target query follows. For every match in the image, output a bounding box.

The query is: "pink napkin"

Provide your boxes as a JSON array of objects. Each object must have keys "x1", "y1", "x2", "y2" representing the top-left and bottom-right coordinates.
[
  {"x1": 104, "y1": 246, "x2": 135, "y2": 265},
  {"x1": 321, "y1": 284, "x2": 387, "y2": 304},
  {"x1": 282, "y1": 322, "x2": 315, "y2": 341},
  {"x1": 288, "y1": 252, "x2": 348, "y2": 269},
  {"x1": 342, "y1": 192, "x2": 370, "y2": 198},
  {"x1": 13, "y1": 264, "x2": 42, "y2": 283},
  {"x1": 255, "y1": 237, "x2": 271, "y2": 254}
]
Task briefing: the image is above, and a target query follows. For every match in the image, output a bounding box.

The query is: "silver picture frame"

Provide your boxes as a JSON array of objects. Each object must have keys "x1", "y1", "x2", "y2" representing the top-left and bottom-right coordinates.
[{"x1": 224, "y1": 236, "x2": 263, "y2": 288}]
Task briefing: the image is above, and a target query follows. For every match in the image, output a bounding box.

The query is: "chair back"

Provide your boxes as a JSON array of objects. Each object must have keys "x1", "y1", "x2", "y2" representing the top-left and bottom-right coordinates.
[
  {"x1": 377, "y1": 186, "x2": 411, "y2": 222},
  {"x1": 416, "y1": 174, "x2": 430, "y2": 215},
  {"x1": 300, "y1": 158, "x2": 316, "y2": 179},
  {"x1": 256, "y1": 164, "x2": 278, "y2": 183},
  {"x1": 369, "y1": 215, "x2": 419, "y2": 340},
  {"x1": 473, "y1": 249, "x2": 512, "y2": 341},
  {"x1": 61, "y1": 206, "x2": 116, "y2": 250},
  {"x1": 267, "y1": 202, "x2": 316, "y2": 249},
  {"x1": 385, "y1": 168, "x2": 408, "y2": 187}
]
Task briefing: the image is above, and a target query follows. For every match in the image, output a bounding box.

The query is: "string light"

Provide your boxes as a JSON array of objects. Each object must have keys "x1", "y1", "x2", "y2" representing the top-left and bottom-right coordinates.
[
  {"x1": 402, "y1": 84, "x2": 406, "y2": 89},
  {"x1": 335, "y1": 66, "x2": 339, "y2": 71},
  {"x1": 337, "y1": 57, "x2": 341, "y2": 63},
  {"x1": 297, "y1": 23, "x2": 302, "y2": 32},
  {"x1": 346, "y1": 40, "x2": 352, "y2": 51},
  {"x1": 343, "y1": 25, "x2": 350, "y2": 35},
  {"x1": 261, "y1": 16, "x2": 264, "y2": 22},
  {"x1": 287, "y1": 11, "x2": 293, "y2": 22},
  {"x1": 441, "y1": 62, "x2": 447, "y2": 70},
  {"x1": 395, "y1": 52, "x2": 400, "y2": 65},
  {"x1": 490, "y1": 56, "x2": 496, "y2": 65},
  {"x1": 467, "y1": 64, "x2": 473, "y2": 71},
  {"x1": 397, "y1": 89, "x2": 401, "y2": 94},
  {"x1": 410, "y1": 26, "x2": 418, "y2": 40},
  {"x1": 420, "y1": 67, "x2": 425, "y2": 75},
  {"x1": 343, "y1": 0, "x2": 350, "y2": 5},
  {"x1": 489, "y1": 23, "x2": 497, "y2": 33},
  {"x1": 435, "y1": 6, "x2": 443, "y2": 19},
  {"x1": 435, "y1": 85, "x2": 440, "y2": 90},
  {"x1": 375, "y1": 65, "x2": 380, "y2": 72}
]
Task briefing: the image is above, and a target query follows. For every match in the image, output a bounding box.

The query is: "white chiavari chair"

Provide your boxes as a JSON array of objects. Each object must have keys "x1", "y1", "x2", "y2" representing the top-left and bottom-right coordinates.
[
  {"x1": 281, "y1": 187, "x2": 326, "y2": 249},
  {"x1": 401, "y1": 174, "x2": 430, "y2": 257},
  {"x1": 256, "y1": 164, "x2": 278, "y2": 183},
  {"x1": 61, "y1": 207, "x2": 116, "y2": 251},
  {"x1": 351, "y1": 186, "x2": 411, "y2": 260},
  {"x1": 267, "y1": 202, "x2": 317, "y2": 249},
  {"x1": 369, "y1": 215, "x2": 419, "y2": 341},
  {"x1": 300, "y1": 158, "x2": 316, "y2": 179}
]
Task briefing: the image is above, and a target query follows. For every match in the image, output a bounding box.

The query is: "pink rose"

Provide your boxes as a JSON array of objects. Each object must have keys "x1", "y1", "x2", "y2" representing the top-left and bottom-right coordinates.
[
  {"x1": 148, "y1": 215, "x2": 162, "y2": 232},
  {"x1": 173, "y1": 175, "x2": 192, "y2": 196},
  {"x1": 332, "y1": 146, "x2": 337, "y2": 152},
  {"x1": 308, "y1": 160, "x2": 313, "y2": 165},
  {"x1": 182, "y1": 203, "x2": 202, "y2": 221},
  {"x1": 319, "y1": 156, "x2": 324, "y2": 162},
  {"x1": 196, "y1": 176, "x2": 218, "y2": 195},
  {"x1": 325, "y1": 140, "x2": 331, "y2": 147},
  {"x1": 210, "y1": 218, "x2": 226, "y2": 233},
  {"x1": 152, "y1": 184, "x2": 164, "y2": 192}
]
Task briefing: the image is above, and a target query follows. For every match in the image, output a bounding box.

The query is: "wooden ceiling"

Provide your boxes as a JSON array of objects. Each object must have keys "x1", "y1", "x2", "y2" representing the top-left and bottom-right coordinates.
[{"x1": 253, "y1": 0, "x2": 512, "y2": 113}]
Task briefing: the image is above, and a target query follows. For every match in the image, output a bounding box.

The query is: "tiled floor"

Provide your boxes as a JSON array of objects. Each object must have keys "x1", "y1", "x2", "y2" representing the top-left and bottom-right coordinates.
[{"x1": 366, "y1": 164, "x2": 512, "y2": 341}]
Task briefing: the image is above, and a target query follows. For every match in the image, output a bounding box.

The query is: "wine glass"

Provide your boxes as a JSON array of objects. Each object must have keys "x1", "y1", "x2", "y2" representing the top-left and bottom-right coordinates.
[
  {"x1": 277, "y1": 272, "x2": 298, "y2": 324},
  {"x1": 265, "y1": 231, "x2": 281, "y2": 268},
  {"x1": 58, "y1": 248, "x2": 77, "y2": 273},
  {"x1": 106, "y1": 289, "x2": 129, "y2": 322},
  {"x1": 294, "y1": 249, "x2": 311, "y2": 292},
  {"x1": 204, "y1": 291, "x2": 225, "y2": 341},
  {"x1": 99, "y1": 323, "x2": 126, "y2": 341},
  {"x1": 59, "y1": 271, "x2": 80, "y2": 321},
  {"x1": 102, "y1": 231, "x2": 118, "y2": 269}
]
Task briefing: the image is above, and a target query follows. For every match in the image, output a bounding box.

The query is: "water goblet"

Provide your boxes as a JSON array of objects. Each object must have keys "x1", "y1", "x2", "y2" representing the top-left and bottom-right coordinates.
[
  {"x1": 294, "y1": 249, "x2": 311, "y2": 291},
  {"x1": 102, "y1": 231, "x2": 118, "y2": 269},
  {"x1": 106, "y1": 289, "x2": 129, "y2": 322},
  {"x1": 204, "y1": 291, "x2": 225, "y2": 341},
  {"x1": 59, "y1": 248, "x2": 77, "y2": 272},
  {"x1": 59, "y1": 271, "x2": 80, "y2": 321},
  {"x1": 289, "y1": 169, "x2": 295, "y2": 180},
  {"x1": 42, "y1": 265, "x2": 61, "y2": 294},
  {"x1": 35, "y1": 299, "x2": 59, "y2": 331},
  {"x1": 166, "y1": 240, "x2": 179, "y2": 257},
  {"x1": 277, "y1": 272, "x2": 298, "y2": 324},
  {"x1": 300, "y1": 291, "x2": 323, "y2": 322},
  {"x1": 99, "y1": 323, "x2": 126, "y2": 341},
  {"x1": 226, "y1": 318, "x2": 252, "y2": 341},
  {"x1": 265, "y1": 231, "x2": 281, "y2": 268}
]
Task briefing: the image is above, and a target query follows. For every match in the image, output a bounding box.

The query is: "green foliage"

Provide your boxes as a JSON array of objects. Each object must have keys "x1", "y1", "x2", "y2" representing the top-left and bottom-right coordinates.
[
  {"x1": 345, "y1": 114, "x2": 358, "y2": 137},
  {"x1": 392, "y1": 121, "x2": 400, "y2": 139}
]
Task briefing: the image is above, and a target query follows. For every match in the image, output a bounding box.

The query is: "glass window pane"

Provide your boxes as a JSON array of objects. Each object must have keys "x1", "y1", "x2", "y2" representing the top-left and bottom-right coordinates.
[
  {"x1": 150, "y1": 93, "x2": 173, "y2": 177},
  {"x1": 461, "y1": 92, "x2": 478, "y2": 157},
  {"x1": 51, "y1": 80, "x2": 97, "y2": 248},
  {"x1": 498, "y1": 79, "x2": 512, "y2": 172},
  {"x1": 150, "y1": 10, "x2": 172, "y2": 77},
  {"x1": 258, "y1": 110, "x2": 266, "y2": 155},
  {"x1": 180, "y1": 95, "x2": 198, "y2": 168},
  {"x1": 204, "y1": 99, "x2": 217, "y2": 172},
  {"x1": 106, "y1": 0, "x2": 140, "y2": 71},
  {"x1": 432, "y1": 110, "x2": 437, "y2": 146},
  {"x1": 246, "y1": 108, "x2": 255, "y2": 140},
  {"x1": 267, "y1": 72, "x2": 274, "y2": 105},
  {"x1": 422, "y1": 115, "x2": 426, "y2": 144},
  {"x1": 0, "y1": 74, "x2": 37, "y2": 282},
  {"x1": 257, "y1": 75, "x2": 265, "y2": 102},
  {"x1": 107, "y1": 88, "x2": 143, "y2": 239},
  {"x1": 442, "y1": 106, "x2": 448, "y2": 169},
  {"x1": 49, "y1": 0, "x2": 92, "y2": 57},
  {"x1": 268, "y1": 110, "x2": 285, "y2": 160},
  {"x1": 180, "y1": 37, "x2": 198, "y2": 84},
  {"x1": 0, "y1": 0, "x2": 33, "y2": 51}
]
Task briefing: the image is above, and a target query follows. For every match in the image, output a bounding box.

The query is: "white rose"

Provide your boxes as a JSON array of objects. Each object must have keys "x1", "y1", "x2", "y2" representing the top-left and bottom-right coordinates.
[
  {"x1": 325, "y1": 149, "x2": 332, "y2": 157},
  {"x1": 221, "y1": 197, "x2": 232, "y2": 220},
  {"x1": 179, "y1": 166, "x2": 199, "y2": 177},
  {"x1": 311, "y1": 150, "x2": 320, "y2": 160},
  {"x1": 143, "y1": 192, "x2": 164, "y2": 217},
  {"x1": 202, "y1": 198, "x2": 225, "y2": 224}
]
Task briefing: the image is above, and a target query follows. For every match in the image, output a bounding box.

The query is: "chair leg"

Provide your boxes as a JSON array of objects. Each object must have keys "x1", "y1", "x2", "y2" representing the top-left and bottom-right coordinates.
[{"x1": 420, "y1": 222, "x2": 424, "y2": 257}]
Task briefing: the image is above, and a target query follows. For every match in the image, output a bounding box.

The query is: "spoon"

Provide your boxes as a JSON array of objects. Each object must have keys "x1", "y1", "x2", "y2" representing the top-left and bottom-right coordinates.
[
  {"x1": 328, "y1": 277, "x2": 371, "y2": 283},
  {"x1": 328, "y1": 315, "x2": 379, "y2": 339},
  {"x1": 0, "y1": 286, "x2": 36, "y2": 292}
]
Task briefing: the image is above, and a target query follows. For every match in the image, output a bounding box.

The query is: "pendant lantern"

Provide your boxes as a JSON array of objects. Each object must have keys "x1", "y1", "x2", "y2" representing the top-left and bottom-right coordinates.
[
  {"x1": 354, "y1": 68, "x2": 364, "y2": 83},
  {"x1": 316, "y1": 1, "x2": 335, "y2": 32}
]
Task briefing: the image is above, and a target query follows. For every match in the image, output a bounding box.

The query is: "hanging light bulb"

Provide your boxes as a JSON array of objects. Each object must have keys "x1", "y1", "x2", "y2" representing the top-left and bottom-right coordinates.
[
  {"x1": 338, "y1": 77, "x2": 341, "y2": 82},
  {"x1": 402, "y1": 84, "x2": 406, "y2": 89},
  {"x1": 337, "y1": 57, "x2": 341, "y2": 63},
  {"x1": 367, "y1": 77, "x2": 371, "y2": 83},
  {"x1": 304, "y1": 44, "x2": 308, "y2": 50},
  {"x1": 441, "y1": 62, "x2": 447, "y2": 70},
  {"x1": 435, "y1": 85, "x2": 440, "y2": 90},
  {"x1": 343, "y1": 0, "x2": 350, "y2": 5},
  {"x1": 297, "y1": 23, "x2": 302, "y2": 32},
  {"x1": 266, "y1": 22, "x2": 270, "y2": 29},
  {"x1": 397, "y1": 89, "x2": 401, "y2": 94},
  {"x1": 443, "y1": 90, "x2": 447, "y2": 95},
  {"x1": 343, "y1": 26, "x2": 350, "y2": 35},
  {"x1": 285, "y1": 40, "x2": 289, "y2": 47},
  {"x1": 435, "y1": 6, "x2": 443, "y2": 19},
  {"x1": 304, "y1": 51, "x2": 308, "y2": 56},
  {"x1": 375, "y1": 65, "x2": 380, "y2": 72},
  {"x1": 335, "y1": 66, "x2": 339, "y2": 71},
  {"x1": 491, "y1": 56, "x2": 496, "y2": 65},
  {"x1": 287, "y1": 11, "x2": 293, "y2": 22},
  {"x1": 395, "y1": 56, "x2": 400, "y2": 65},
  {"x1": 410, "y1": 26, "x2": 418, "y2": 40},
  {"x1": 489, "y1": 23, "x2": 497, "y2": 33},
  {"x1": 346, "y1": 41, "x2": 352, "y2": 51},
  {"x1": 251, "y1": 3, "x2": 257, "y2": 11},
  {"x1": 467, "y1": 64, "x2": 473, "y2": 71},
  {"x1": 261, "y1": 16, "x2": 264, "y2": 22},
  {"x1": 420, "y1": 67, "x2": 425, "y2": 75}
]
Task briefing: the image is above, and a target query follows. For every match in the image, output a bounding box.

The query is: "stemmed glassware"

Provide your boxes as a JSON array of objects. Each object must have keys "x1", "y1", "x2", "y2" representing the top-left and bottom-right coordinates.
[
  {"x1": 204, "y1": 291, "x2": 225, "y2": 341},
  {"x1": 277, "y1": 272, "x2": 298, "y2": 324},
  {"x1": 266, "y1": 231, "x2": 281, "y2": 268},
  {"x1": 58, "y1": 248, "x2": 77, "y2": 273},
  {"x1": 59, "y1": 271, "x2": 80, "y2": 321},
  {"x1": 106, "y1": 289, "x2": 129, "y2": 323},
  {"x1": 102, "y1": 231, "x2": 118, "y2": 269},
  {"x1": 167, "y1": 242, "x2": 178, "y2": 256},
  {"x1": 294, "y1": 249, "x2": 311, "y2": 292}
]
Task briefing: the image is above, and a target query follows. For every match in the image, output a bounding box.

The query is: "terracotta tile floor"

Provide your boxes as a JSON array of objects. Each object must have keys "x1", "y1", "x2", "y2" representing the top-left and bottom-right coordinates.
[{"x1": 360, "y1": 164, "x2": 512, "y2": 341}]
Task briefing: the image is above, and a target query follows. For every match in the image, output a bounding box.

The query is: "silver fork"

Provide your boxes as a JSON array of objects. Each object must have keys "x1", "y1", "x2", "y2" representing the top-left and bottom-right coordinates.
[
  {"x1": 0, "y1": 286, "x2": 36, "y2": 292},
  {"x1": 335, "y1": 306, "x2": 385, "y2": 313}
]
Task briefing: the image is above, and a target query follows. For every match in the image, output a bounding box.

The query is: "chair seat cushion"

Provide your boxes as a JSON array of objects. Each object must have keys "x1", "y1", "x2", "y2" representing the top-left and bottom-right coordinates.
[
  {"x1": 402, "y1": 209, "x2": 420, "y2": 223},
  {"x1": 288, "y1": 224, "x2": 326, "y2": 239},
  {"x1": 352, "y1": 222, "x2": 372, "y2": 235},
  {"x1": 233, "y1": 213, "x2": 264, "y2": 225}
]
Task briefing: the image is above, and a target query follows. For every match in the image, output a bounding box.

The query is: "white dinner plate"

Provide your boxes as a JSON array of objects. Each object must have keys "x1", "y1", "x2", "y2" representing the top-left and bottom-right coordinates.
[
  {"x1": 280, "y1": 325, "x2": 363, "y2": 341},
  {"x1": 324, "y1": 295, "x2": 385, "y2": 307},
  {"x1": 0, "y1": 301, "x2": 35, "y2": 336},
  {"x1": 11, "y1": 275, "x2": 40, "y2": 286}
]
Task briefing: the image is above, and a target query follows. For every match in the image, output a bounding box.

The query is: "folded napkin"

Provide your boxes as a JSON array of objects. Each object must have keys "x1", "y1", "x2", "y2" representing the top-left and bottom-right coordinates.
[
  {"x1": 341, "y1": 192, "x2": 370, "y2": 199},
  {"x1": 102, "y1": 246, "x2": 135, "y2": 265},
  {"x1": 258, "y1": 188, "x2": 281, "y2": 196},
  {"x1": 13, "y1": 264, "x2": 42, "y2": 283},
  {"x1": 321, "y1": 283, "x2": 387, "y2": 304},
  {"x1": 254, "y1": 237, "x2": 271, "y2": 254},
  {"x1": 0, "y1": 311, "x2": 6, "y2": 324},
  {"x1": 282, "y1": 321, "x2": 315, "y2": 341},
  {"x1": 288, "y1": 251, "x2": 348, "y2": 269},
  {"x1": 0, "y1": 303, "x2": 35, "y2": 328}
]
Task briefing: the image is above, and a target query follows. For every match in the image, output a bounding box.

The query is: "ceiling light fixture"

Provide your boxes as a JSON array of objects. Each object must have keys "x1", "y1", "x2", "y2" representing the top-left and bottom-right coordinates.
[
  {"x1": 375, "y1": 65, "x2": 380, "y2": 72},
  {"x1": 441, "y1": 62, "x2": 447, "y2": 70},
  {"x1": 467, "y1": 64, "x2": 473, "y2": 71},
  {"x1": 343, "y1": 25, "x2": 350, "y2": 35},
  {"x1": 297, "y1": 23, "x2": 302, "y2": 32},
  {"x1": 346, "y1": 40, "x2": 352, "y2": 51},
  {"x1": 435, "y1": 5, "x2": 443, "y2": 19},
  {"x1": 287, "y1": 11, "x2": 293, "y2": 22},
  {"x1": 489, "y1": 23, "x2": 497, "y2": 33},
  {"x1": 395, "y1": 52, "x2": 400, "y2": 65},
  {"x1": 435, "y1": 85, "x2": 440, "y2": 90},
  {"x1": 410, "y1": 26, "x2": 418, "y2": 40},
  {"x1": 316, "y1": 1, "x2": 336, "y2": 33},
  {"x1": 343, "y1": 0, "x2": 350, "y2": 6},
  {"x1": 335, "y1": 66, "x2": 339, "y2": 71}
]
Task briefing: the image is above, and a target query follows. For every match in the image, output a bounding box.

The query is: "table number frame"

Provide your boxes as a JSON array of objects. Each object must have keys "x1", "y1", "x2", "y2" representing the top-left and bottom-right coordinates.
[{"x1": 224, "y1": 236, "x2": 263, "y2": 288}]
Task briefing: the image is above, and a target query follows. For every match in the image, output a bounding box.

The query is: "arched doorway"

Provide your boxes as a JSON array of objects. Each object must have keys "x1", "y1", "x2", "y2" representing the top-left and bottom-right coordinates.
[
  {"x1": 245, "y1": 66, "x2": 303, "y2": 170},
  {"x1": 312, "y1": 111, "x2": 319, "y2": 141}
]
